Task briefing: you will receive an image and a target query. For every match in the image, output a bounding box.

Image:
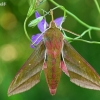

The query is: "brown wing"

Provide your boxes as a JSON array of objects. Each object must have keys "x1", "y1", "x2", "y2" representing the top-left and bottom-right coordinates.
[
  {"x1": 8, "y1": 41, "x2": 45, "y2": 96},
  {"x1": 63, "y1": 40, "x2": 100, "y2": 90}
]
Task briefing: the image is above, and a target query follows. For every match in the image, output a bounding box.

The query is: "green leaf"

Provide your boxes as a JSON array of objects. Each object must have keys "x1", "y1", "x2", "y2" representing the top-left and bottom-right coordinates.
[
  {"x1": 28, "y1": 16, "x2": 43, "y2": 28},
  {"x1": 27, "y1": 0, "x2": 37, "y2": 17},
  {"x1": 27, "y1": 0, "x2": 47, "y2": 17}
]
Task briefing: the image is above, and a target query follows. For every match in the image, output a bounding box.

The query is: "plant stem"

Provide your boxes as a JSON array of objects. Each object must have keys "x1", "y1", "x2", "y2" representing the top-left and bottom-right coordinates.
[
  {"x1": 49, "y1": 0, "x2": 100, "y2": 31},
  {"x1": 24, "y1": 17, "x2": 32, "y2": 42},
  {"x1": 94, "y1": 0, "x2": 100, "y2": 13},
  {"x1": 73, "y1": 39, "x2": 100, "y2": 44}
]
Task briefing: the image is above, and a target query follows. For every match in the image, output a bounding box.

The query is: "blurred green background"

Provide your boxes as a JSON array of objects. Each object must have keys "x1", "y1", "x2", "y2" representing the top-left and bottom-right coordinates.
[{"x1": 0, "y1": 0, "x2": 100, "y2": 100}]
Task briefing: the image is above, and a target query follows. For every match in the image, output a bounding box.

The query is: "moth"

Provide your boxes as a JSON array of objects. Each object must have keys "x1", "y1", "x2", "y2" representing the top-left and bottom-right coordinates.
[{"x1": 8, "y1": 11, "x2": 100, "y2": 96}]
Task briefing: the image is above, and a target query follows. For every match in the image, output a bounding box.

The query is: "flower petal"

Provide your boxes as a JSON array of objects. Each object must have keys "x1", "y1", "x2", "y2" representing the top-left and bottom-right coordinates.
[
  {"x1": 35, "y1": 11, "x2": 41, "y2": 18},
  {"x1": 35, "y1": 11, "x2": 48, "y2": 32},
  {"x1": 31, "y1": 33, "x2": 43, "y2": 48},
  {"x1": 54, "y1": 17, "x2": 63, "y2": 27}
]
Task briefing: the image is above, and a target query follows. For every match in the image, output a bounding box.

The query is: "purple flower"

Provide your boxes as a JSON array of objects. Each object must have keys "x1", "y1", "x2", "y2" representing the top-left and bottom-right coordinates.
[{"x1": 31, "y1": 11, "x2": 63, "y2": 48}]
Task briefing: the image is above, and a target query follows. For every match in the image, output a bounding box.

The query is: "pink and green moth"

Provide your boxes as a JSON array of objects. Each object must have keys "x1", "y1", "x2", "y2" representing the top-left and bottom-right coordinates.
[{"x1": 8, "y1": 11, "x2": 100, "y2": 96}]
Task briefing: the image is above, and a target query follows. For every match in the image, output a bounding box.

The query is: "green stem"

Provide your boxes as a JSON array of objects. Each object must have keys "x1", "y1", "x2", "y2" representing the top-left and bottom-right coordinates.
[
  {"x1": 65, "y1": 36, "x2": 100, "y2": 44},
  {"x1": 49, "y1": 0, "x2": 100, "y2": 31},
  {"x1": 74, "y1": 29, "x2": 91, "y2": 39},
  {"x1": 94, "y1": 0, "x2": 100, "y2": 13},
  {"x1": 24, "y1": 17, "x2": 32, "y2": 42},
  {"x1": 73, "y1": 39, "x2": 100, "y2": 44}
]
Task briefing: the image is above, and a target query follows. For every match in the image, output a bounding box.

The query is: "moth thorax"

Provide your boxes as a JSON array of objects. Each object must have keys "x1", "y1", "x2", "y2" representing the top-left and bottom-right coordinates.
[{"x1": 50, "y1": 21, "x2": 57, "y2": 28}]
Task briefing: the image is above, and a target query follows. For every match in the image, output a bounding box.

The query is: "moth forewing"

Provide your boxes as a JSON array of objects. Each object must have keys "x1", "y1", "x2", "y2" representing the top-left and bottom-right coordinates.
[
  {"x1": 63, "y1": 40, "x2": 100, "y2": 90},
  {"x1": 8, "y1": 41, "x2": 45, "y2": 96}
]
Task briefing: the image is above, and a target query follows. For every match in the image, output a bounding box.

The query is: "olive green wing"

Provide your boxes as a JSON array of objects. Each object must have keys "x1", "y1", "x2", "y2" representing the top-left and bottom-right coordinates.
[
  {"x1": 63, "y1": 40, "x2": 100, "y2": 90},
  {"x1": 8, "y1": 41, "x2": 45, "y2": 96}
]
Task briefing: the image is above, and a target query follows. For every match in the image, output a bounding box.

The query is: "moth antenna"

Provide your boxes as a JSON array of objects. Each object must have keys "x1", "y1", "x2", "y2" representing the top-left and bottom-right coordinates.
[{"x1": 62, "y1": 28, "x2": 80, "y2": 37}]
